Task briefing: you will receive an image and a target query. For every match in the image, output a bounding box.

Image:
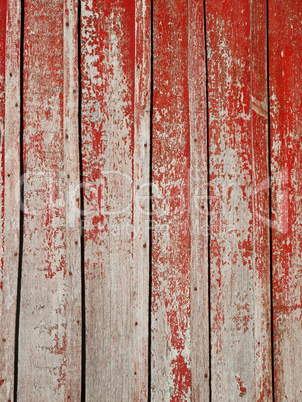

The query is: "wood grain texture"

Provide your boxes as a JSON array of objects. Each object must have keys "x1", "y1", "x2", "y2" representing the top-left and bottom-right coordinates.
[
  {"x1": 152, "y1": 0, "x2": 191, "y2": 399},
  {"x1": 133, "y1": 0, "x2": 151, "y2": 398},
  {"x1": 0, "y1": 0, "x2": 21, "y2": 399},
  {"x1": 188, "y1": 0, "x2": 210, "y2": 399},
  {"x1": 251, "y1": 0, "x2": 273, "y2": 399},
  {"x1": 18, "y1": 0, "x2": 82, "y2": 399},
  {"x1": 205, "y1": 0, "x2": 272, "y2": 399},
  {"x1": 269, "y1": 0, "x2": 302, "y2": 399},
  {"x1": 81, "y1": 0, "x2": 150, "y2": 398},
  {"x1": 0, "y1": 0, "x2": 302, "y2": 399}
]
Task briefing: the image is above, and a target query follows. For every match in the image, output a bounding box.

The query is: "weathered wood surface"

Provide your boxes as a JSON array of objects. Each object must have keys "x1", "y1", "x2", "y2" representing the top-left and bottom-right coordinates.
[
  {"x1": 251, "y1": 0, "x2": 273, "y2": 399},
  {"x1": 81, "y1": 0, "x2": 150, "y2": 399},
  {"x1": 0, "y1": 0, "x2": 21, "y2": 399},
  {"x1": 0, "y1": 0, "x2": 302, "y2": 400},
  {"x1": 18, "y1": 0, "x2": 82, "y2": 399},
  {"x1": 269, "y1": 0, "x2": 302, "y2": 399},
  {"x1": 205, "y1": 0, "x2": 272, "y2": 399},
  {"x1": 188, "y1": 0, "x2": 210, "y2": 400},
  {"x1": 151, "y1": 0, "x2": 192, "y2": 400}
]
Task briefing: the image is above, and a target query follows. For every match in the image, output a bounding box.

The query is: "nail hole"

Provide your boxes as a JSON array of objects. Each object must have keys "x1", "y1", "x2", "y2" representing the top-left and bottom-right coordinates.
[
  {"x1": 69, "y1": 272, "x2": 72, "y2": 276},
  {"x1": 2, "y1": 338, "x2": 6, "y2": 342},
  {"x1": 144, "y1": 143, "x2": 147, "y2": 147},
  {"x1": 143, "y1": 243, "x2": 146, "y2": 248},
  {"x1": 135, "y1": 322, "x2": 138, "y2": 326},
  {"x1": 9, "y1": 73, "x2": 12, "y2": 77},
  {"x1": 194, "y1": 287, "x2": 197, "y2": 291},
  {"x1": 204, "y1": 373, "x2": 208, "y2": 378}
]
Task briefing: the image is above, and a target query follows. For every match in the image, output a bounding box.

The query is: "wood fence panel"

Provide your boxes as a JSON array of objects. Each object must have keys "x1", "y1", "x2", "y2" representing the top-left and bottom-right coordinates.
[
  {"x1": 18, "y1": 0, "x2": 82, "y2": 399},
  {"x1": 81, "y1": 0, "x2": 150, "y2": 399},
  {"x1": 269, "y1": 0, "x2": 302, "y2": 399},
  {"x1": 0, "y1": 0, "x2": 21, "y2": 399},
  {"x1": 205, "y1": 0, "x2": 272, "y2": 399}
]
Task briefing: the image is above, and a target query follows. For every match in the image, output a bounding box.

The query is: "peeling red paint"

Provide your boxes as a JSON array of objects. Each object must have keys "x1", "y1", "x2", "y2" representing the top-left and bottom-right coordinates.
[
  {"x1": 270, "y1": 0, "x2": 302, "y2": 399},
  {"x1": 0, "y1": 0, "x2": 7, "y2": 292},
  {"x1": 235, "y1": 374, "x2": 247, "y2": 397},
  {"x1": 152, "y1": 0, "x2": 191, "y2": 399},
  {"x1": 81, "y1": 0, "x2": 150, "y2": 399},
  {"x1": 206, "y1": 0, "x2": 272, "y2": 399}
]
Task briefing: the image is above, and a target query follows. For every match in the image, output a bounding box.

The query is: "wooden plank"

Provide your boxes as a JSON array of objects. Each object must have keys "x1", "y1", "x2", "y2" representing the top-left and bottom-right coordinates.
[
  {"x1": 188, "y1": 0, "x2": 210, "y2": 400},
  {"x1": 0, "y1": 0, "x2": 21, "y2": 399},
  {"x1": 251, "y1": 0, "x2": 273, "y2": 399},
  {"x1": 205, "y1": 0, "x2": 272, "y2": 398},
  {"x1": 81, "y1": 0, "x2": 150, "y2": 398},
  {"x1": 151, "y1": 0, "x2": 191, "y2": 399},
  {"x1": 18, "y1": 0, "x2": 82, "y2": 399},
  {"x1": 133, "y1": 0, "x2": 151, "y2": 398},
  {"x1": 269, "y1": 0, "x2": 302, "y2": 399}
]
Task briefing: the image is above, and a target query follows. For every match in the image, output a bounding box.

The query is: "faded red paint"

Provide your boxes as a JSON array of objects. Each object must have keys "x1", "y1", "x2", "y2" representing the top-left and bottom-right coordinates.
[
  {"x1": 270, "y1": 0, "x2": 302, "y2": 399},
  {"x1": 235, "y1": 374, "x2": 247, "y2": 397},
  {"x1": 17, "y1": 0, "x2": 82, "y2": 399},
  {"x1": 0, "y1": 0, "x2": 301, "y2": 399},
  {"x1": 152, "y1": 0, "x2": 191, "y2": 399},
  {"x1": 251, "y1": 0, "x2": 273, "y2": 399},
  {"x1": 81, "y1": 0, "x2": 150, "y2": 399},
  {"x1": 206, "y1": 0, "x2": 272, "y2": 399},
  {"x1": 0, "y1": 0, "x2": 7, "y2": 295}
]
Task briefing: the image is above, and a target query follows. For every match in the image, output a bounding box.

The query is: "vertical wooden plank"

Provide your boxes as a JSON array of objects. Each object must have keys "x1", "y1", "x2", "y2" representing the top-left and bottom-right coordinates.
[
  {"x1": 188, "y1": 0, "x2": 210, "y2": 400},
  {"x1": 18, "y1": 0, "x2": 81, "y2": 398},
  {"x1": 0, "y1": 0, "x2": 21, "y2": 399},
  {"x1": 206, "y1": 0, "x2": 272, "y2": 399},
  {"x1": 269, "y1": 0, "x2": 302, "y2": 399},
  {"x1": 0, "y1": 1, "x2": 8, "y2": 396},
  {"x1": 63, "y1": 0, "x2": 82, "y2": 397},
  {"x1": 152, "y1": 0, "x2": 191, "y2": 399},
  {"x1": 81, "y1": 0, "x2": 150, "y2": 398},
  {"x1": 133, "y1": 0, "x2": 151, "y2": 398},
  {"x1": 251, "y1": 0, "x2": 273, "y2": 400}
]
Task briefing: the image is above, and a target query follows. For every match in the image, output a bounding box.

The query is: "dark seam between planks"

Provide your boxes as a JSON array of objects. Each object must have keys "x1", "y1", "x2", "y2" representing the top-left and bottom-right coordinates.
[
  {"x1": 266, "y1": 0, "x2": 275, "y2": 400},
  {"x1": 78, "y1": 0, "x2": 86, "y2": 400},
  {"x1": 148, "y1": 0, "x2": 154, "y2": 399},
  {"x1": 203, "y1": 0, "x2": 212, "y2": 400},
  {"x1": 14, "y1": 0, "x2": 25, "y2": 399}
]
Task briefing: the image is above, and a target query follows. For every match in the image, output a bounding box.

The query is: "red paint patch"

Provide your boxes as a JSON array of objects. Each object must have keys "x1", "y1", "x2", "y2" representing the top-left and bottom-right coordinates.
[{"x1": 235, "y1": 374, "x2": 247, "y2": 397}]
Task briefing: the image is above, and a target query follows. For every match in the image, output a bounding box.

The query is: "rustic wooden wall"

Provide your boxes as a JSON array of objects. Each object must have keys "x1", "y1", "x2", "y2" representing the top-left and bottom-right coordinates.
[{"x1": 0, "y1": 0, "x2": 301, "y2": 400}]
